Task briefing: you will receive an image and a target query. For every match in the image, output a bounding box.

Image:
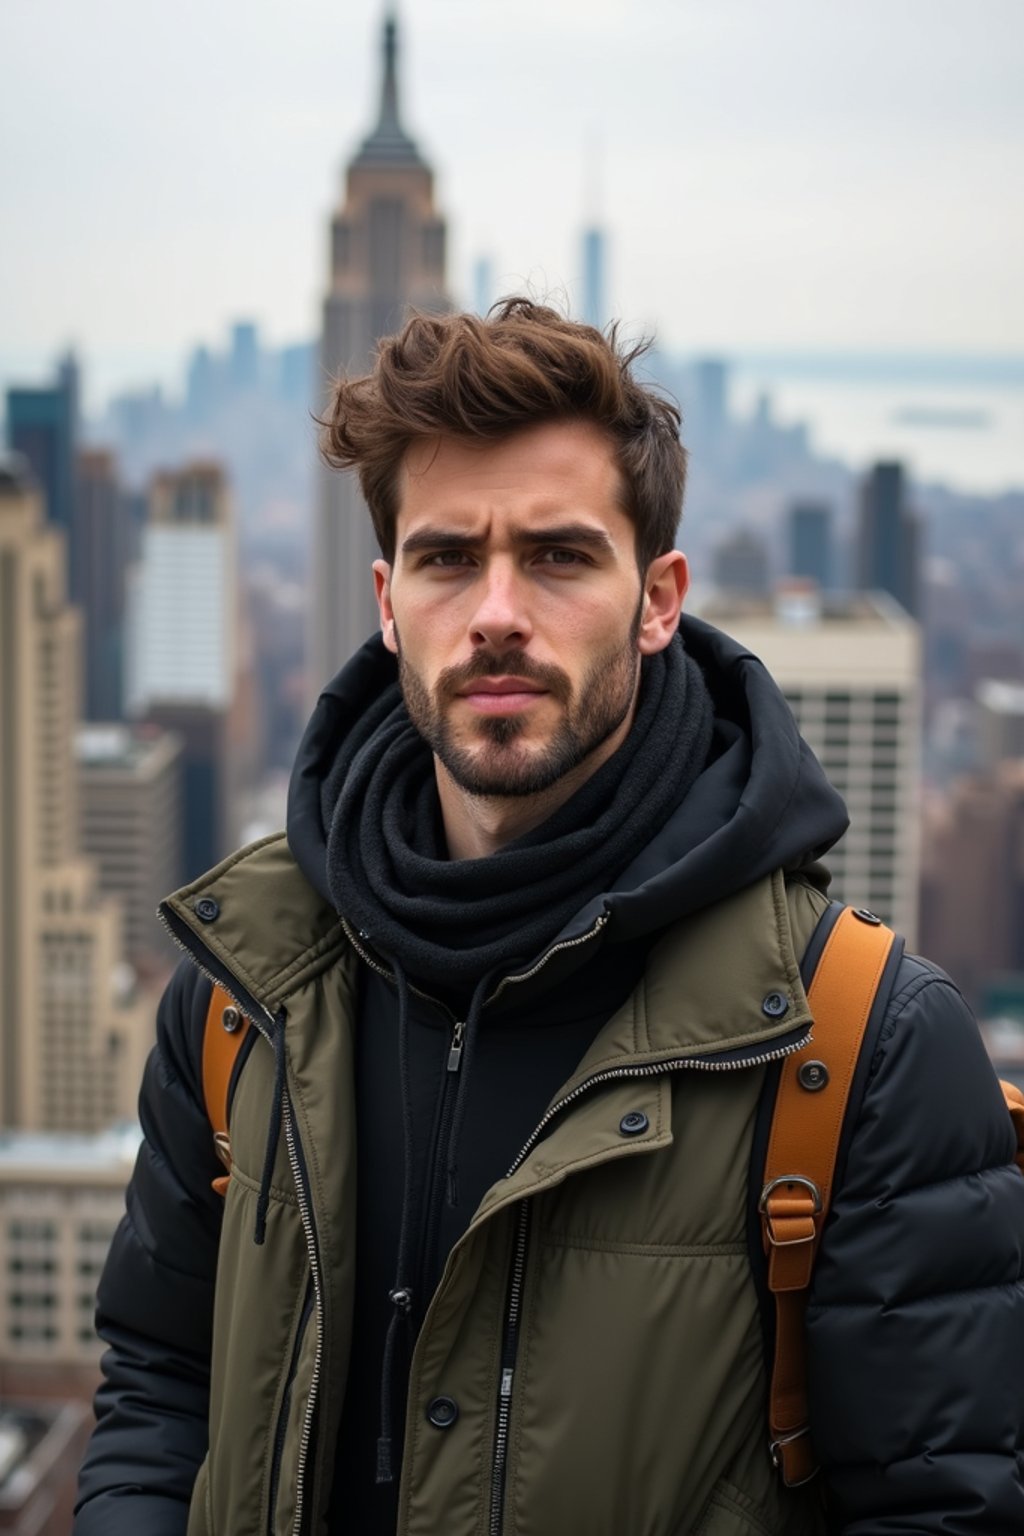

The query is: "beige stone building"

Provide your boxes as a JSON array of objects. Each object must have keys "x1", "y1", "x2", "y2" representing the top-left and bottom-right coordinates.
[
  {"x1": 310, "y1": 14, "x2": 450, "y2": 688},
  {"x1": 695, "y1": 583, "x2": 922, "y2": 941},
  {"x1": 0, "y1": 461, "x2": 148, "y2": 1133},
  {"x1": 76, "y1": 723, "x2": 183, "y2": 973},
  {"x1": 0, "y1": 1125, "x2": 138, "y2": 1367}
]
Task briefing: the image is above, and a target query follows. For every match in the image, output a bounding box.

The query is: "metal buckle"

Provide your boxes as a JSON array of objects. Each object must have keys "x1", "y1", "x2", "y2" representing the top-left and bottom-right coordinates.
[
  {"x1": 758, "y1": 1176, "x2": 821, "y2": 1246},
  {"x1": 769, "y1": 1425, "x2": 819, "y2": 1484}
]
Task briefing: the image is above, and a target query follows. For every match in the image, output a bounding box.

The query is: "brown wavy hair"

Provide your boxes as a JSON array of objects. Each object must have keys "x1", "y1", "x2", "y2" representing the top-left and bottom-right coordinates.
[{"x1": 319, "y1": 297, "x2": 686, "y2": 569}]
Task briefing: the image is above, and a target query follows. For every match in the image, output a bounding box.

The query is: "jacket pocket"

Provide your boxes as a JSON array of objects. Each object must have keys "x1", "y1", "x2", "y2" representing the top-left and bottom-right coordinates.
[{"x1": 690, "y1": 1478, "x2": 777, "y2": 1536}]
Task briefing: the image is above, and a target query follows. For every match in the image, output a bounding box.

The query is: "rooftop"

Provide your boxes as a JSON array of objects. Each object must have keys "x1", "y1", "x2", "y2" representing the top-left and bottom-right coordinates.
[
  {"x1": 75, "y1": 722, "x2": 180, "y2": 773},
  {"x1": 0, "y1": 1122, "x2": 141, "y2": 1174}
]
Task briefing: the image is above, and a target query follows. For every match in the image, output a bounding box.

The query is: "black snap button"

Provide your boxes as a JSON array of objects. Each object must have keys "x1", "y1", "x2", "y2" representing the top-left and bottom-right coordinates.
[
  {"x1": 761, "y1": 992, "x2": 789, "y2": 1019},
  {"x1": 619, "y1": 1111, "x2": 649, "y2": 1136},
  {"x1": 853, "y1": 907, "x2": 881, "y2": 926},
  {"x1": 194, "y1": 897, "x2": 220, "y2": 923},
  {"x1": 798, "y1": 1060, "x2": 829, "y2": 1093},
  {"x1": 426, "y1": 1396, "x2": 459, "y2": 1429},
  {"x1": 221, "y1": 1005, "x2": 242, "y2": 1034}
]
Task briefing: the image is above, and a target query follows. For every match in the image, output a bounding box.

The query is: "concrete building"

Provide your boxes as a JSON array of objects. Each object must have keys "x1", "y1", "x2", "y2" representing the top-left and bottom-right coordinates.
[
  {"x1": 711, "y1": 528, "x2": 770, "y2": 595},
  {"x1": 310, "y1": 13, "x2": 450, "y2": 688},
  {"x1": 695, "y1": 584, "x2": 922, "y2": 940},
  {"x1": 976, "y1": 679, "x2": 1024, "y2": 768},
  {"x1": 0, "y1": 1125, "x2": 139, "y2": 1370},
  {"x1": 857, "y1": 460, "x2": 921, "y2": 619},
  {"x1": 0, "y1": 460, "x2": 148, "y2": 1133},
  {"x1": 75, "y1": 447, "x2": 134, "y2": 722},
  {"x1": 920, "y1": 763, "x2": 1024, "y2": 1013},
  {"x1": 125, "y1": 461, "x2": 240, "y2": 880},
  {"x1": 76, "y1": 724, "x2": 183, "y2": 971}
]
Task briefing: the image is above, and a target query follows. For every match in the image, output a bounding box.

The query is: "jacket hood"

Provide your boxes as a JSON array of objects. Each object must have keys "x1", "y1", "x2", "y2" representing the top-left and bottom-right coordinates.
[{"x1": 287, "y1": 615, "x2": 848, "y2": 961}]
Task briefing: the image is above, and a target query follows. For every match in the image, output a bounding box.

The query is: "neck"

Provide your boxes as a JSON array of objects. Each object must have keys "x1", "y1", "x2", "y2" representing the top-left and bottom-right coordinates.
[{"x1": 436, "y1": 711, "x2": 635, "y2": 860}]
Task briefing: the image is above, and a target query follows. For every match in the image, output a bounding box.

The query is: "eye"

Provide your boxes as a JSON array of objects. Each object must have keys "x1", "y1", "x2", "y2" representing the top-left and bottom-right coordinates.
[
  {"x1": 537, "y1": 548, "x2": 589, "y2": 567},
  {"x1": 421, "y1": 549, "x2": 474, "y2": 568}
]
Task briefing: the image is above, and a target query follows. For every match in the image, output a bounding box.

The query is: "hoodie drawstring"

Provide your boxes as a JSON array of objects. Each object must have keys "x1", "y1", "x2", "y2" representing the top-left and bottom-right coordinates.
[
  {"x1": 254, "y1": 1011, "x2": 287, "y2": 1247},
  {"x1": 376, "y1": 962, "x2": 416, "y2": 1484}
]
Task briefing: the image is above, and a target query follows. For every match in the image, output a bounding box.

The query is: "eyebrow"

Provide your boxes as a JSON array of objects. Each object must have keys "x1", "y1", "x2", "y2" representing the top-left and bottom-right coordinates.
[{"x1": 400, "y1": 522, "x2": 616, "y2": 557}]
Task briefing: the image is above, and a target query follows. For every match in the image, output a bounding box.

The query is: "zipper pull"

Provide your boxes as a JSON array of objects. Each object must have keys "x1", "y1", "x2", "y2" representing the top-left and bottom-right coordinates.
[
  {"x1": 447, "y1": 1020, "x2": 465, "y2": 1073},
  {"x1": 500, "y1": 1367, "x2": 514, "y2": 1399}
]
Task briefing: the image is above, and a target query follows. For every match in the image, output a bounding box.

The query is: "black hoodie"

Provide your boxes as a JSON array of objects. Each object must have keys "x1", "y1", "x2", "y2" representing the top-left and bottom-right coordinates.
[{"x1": 286, "y1": 614, "x2": 848, "y2": 1530}]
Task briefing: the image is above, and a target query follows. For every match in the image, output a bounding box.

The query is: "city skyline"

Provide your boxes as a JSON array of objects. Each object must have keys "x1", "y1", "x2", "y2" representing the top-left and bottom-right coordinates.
[{"x1": 3, "y1": 0, "x2": 1023, "y2": 415}]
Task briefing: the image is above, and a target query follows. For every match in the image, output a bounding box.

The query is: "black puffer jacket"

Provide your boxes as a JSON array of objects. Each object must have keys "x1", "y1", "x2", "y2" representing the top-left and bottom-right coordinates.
[{"x1": 75, "y1": 620, "x2": 1024, "y2": 1533}]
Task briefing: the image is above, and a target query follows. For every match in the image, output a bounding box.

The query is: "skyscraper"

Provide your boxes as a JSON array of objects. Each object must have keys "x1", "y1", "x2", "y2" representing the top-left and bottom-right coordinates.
[
  {"x1": 76, "y1": 447, "x2": 134, "y2": 722},
  {"x1": 788, "y1": 501, "x2": 834, "y2": 589},
  {"x1": 581, "y1": 226, "x2": 606, "y2": 331},
  {"x1": 0, "y1": 460, "x2": 146, "y2": 1133},
  {"x1": 310, "y1": 13, "x2": 450, "y2": 688},
  {"x1": 124, "y1": 462, "x2": 239, "y2": 881},
  {"x1": 76, "y1": 724, "x2": 183, "y2": 971},
  {"x1": 696, "y1": 585, "x2": 922, "y2": 940},
  {"x1": 5, "y1": 356, "x2": 79, "y2": 596},
  {"x1": 857, "y1": 461, "x2": 920, "y2": 619}
]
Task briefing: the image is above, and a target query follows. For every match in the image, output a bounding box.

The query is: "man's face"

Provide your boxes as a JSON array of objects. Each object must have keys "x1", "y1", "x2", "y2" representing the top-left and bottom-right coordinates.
[{"x1": 374, "y1": 419, "x2": 687, "y2": 800}]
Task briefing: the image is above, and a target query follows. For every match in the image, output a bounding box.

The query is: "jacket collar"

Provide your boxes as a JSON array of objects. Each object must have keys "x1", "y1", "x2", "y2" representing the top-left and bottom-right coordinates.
[
  {"x1": 159, "y1": 833, "x2": 350, "y2": 1024},
  {"x1": 162, "y1": 838, "x2": 808, "y2": 1068}
]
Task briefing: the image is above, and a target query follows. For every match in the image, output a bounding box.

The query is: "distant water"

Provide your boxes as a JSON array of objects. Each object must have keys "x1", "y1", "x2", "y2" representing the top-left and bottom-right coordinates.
[{"x1": 730, "y1": 359, "x2": 1024, "y2": 496}]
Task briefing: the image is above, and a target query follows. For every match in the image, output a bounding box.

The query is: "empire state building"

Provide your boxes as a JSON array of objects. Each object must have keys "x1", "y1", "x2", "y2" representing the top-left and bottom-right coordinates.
[{"x1": 310, "y1": 14, "x2": 450, "y2": 687}]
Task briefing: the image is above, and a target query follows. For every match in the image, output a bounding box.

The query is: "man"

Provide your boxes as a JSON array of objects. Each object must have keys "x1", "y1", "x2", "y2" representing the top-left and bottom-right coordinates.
[{"x1": 76, "y1": 300, "x2": 1024, "y2": 1534}]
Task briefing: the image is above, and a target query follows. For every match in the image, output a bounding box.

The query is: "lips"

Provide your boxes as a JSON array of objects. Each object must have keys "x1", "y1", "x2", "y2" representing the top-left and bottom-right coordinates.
[
  {"x1": 456, "y1": 676, "x2": 549, "y2": 714},
  {"x1": 458, "y1": 677, "x2": 547, "y2": 696}
]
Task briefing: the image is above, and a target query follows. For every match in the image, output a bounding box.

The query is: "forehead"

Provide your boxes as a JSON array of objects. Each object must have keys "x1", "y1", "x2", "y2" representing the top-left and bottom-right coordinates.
[{"x1": 397, "y1": 419, "x2": 629, "y2": 538}]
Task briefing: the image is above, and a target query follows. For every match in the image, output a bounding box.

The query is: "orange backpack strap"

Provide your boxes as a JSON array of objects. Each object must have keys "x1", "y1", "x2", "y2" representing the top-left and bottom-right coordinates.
[
  {"x1": 202, "y1": 983, "x2": 251, "y2": 1196},
  {"x1": 1002, "y1": 1080, "x2": 1024, "y2": 1172},
  {"x1": 761, "y1": 906, "x2": 896, "y2": 1485}
]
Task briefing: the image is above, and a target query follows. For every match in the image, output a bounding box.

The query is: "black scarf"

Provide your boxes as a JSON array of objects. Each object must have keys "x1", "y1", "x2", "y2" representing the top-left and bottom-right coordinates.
[{"x1": 324, "y1": 631, "x2": 714, "y2": 989}]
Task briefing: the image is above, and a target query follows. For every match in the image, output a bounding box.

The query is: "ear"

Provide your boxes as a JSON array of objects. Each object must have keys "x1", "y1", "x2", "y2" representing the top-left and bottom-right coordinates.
[
  {"x1": 373, "y1": 560, "x2": 398, "y2": 655},
  {"x1": 637, "y1": 551, "x2": 689, "y2": 656}
]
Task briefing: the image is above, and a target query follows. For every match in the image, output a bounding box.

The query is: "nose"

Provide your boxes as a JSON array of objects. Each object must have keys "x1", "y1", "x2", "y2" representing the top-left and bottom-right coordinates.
[{"x1": 468, "y1": 559, "x2": 533, "y2": 650}]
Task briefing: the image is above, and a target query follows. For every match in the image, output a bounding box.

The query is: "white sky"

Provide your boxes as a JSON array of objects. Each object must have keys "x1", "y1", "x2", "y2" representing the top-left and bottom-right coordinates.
[{"x1": 2, "y1": 0, "x2": 1023, "y2": 401}]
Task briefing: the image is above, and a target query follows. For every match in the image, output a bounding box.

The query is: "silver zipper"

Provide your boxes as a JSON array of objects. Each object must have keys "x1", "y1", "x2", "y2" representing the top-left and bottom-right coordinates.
[
  {"x1": 506, "y1": 1030, "x2": 812, "y2": 1177},
  {"x1": 447, "y1": 1019, "x2": 466, "y2": 1072},
  {"x1": 484, "y1": 913, "x2": 609, "y2": 1007},
  {"x1": 485, "y1": 1028, "x2": 811, "y2": 1535},
  {"x1": 489, "y1": 1201, "x2": 530, "y2": 1536},
  {"x1": 340, "y1": 917, "x2": 458, "y2": 1023},
  {"x1": 156, "y1": 902, "x2": 325, "y2": 1535},
  {"x1": 284, "y1": 1097, "x2": 323, "y2": 1536}
]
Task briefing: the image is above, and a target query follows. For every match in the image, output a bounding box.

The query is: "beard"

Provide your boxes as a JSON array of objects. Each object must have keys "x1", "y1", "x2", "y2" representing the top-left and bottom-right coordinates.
[{"x1": 396, "y1": 611, "x2": 642, "y2": 799}]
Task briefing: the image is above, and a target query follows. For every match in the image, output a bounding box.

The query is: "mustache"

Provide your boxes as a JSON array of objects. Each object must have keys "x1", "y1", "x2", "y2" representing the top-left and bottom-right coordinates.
[{"x1": 436, "y1": 650, "x2": 572, "y2": 703}]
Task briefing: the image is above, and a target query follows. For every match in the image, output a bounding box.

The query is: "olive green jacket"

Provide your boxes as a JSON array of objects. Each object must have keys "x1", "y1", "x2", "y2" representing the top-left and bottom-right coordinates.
[{"x1": 158, "y1": 834, "x2": 829, "y2": 1536}]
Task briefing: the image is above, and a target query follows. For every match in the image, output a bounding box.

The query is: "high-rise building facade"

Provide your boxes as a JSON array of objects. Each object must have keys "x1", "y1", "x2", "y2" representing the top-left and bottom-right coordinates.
[
  {"x1": 0, "y1": 461, "x2": 147, "y2": 1133},
  {"x1": 310, "y1": 14, "x2": 450, "y2": 687},
  {"x1": 125, "y1": 461, "x2": 240, "y2": 882},
  {"x1": 857, "y1": 460, "x2": 920, "y2": 619},
  {"x1": 788, "y1": 501, "x2": 834, "y2": 589},
  {"x1": 920, "y1": 763, "x2": 1024, "y2": 1014},
  {"x1": 0, "y1": 1125, "x2": 139, "y2": 1368},
  {"x1": 696, "y1": 585, "x2": 922, "y2": 940},
  {"x1": 76, "y1": 724, "x2": 183, "y2": 972},
  {"x1": 76, "y1": 448, "x2": 134, "y2": 722},
  {"x1": 711, "y1": 528, "x2": 770, "y2": 595},
  {"x1": 5, "y1": 357, "x2": 79, "y2": 588}
]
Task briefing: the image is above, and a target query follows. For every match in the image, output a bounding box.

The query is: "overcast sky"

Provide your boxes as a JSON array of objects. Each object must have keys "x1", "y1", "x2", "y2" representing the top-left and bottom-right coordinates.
[{"x1": 3, "y1": 0, "x2": 1023, "y2": 403}]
